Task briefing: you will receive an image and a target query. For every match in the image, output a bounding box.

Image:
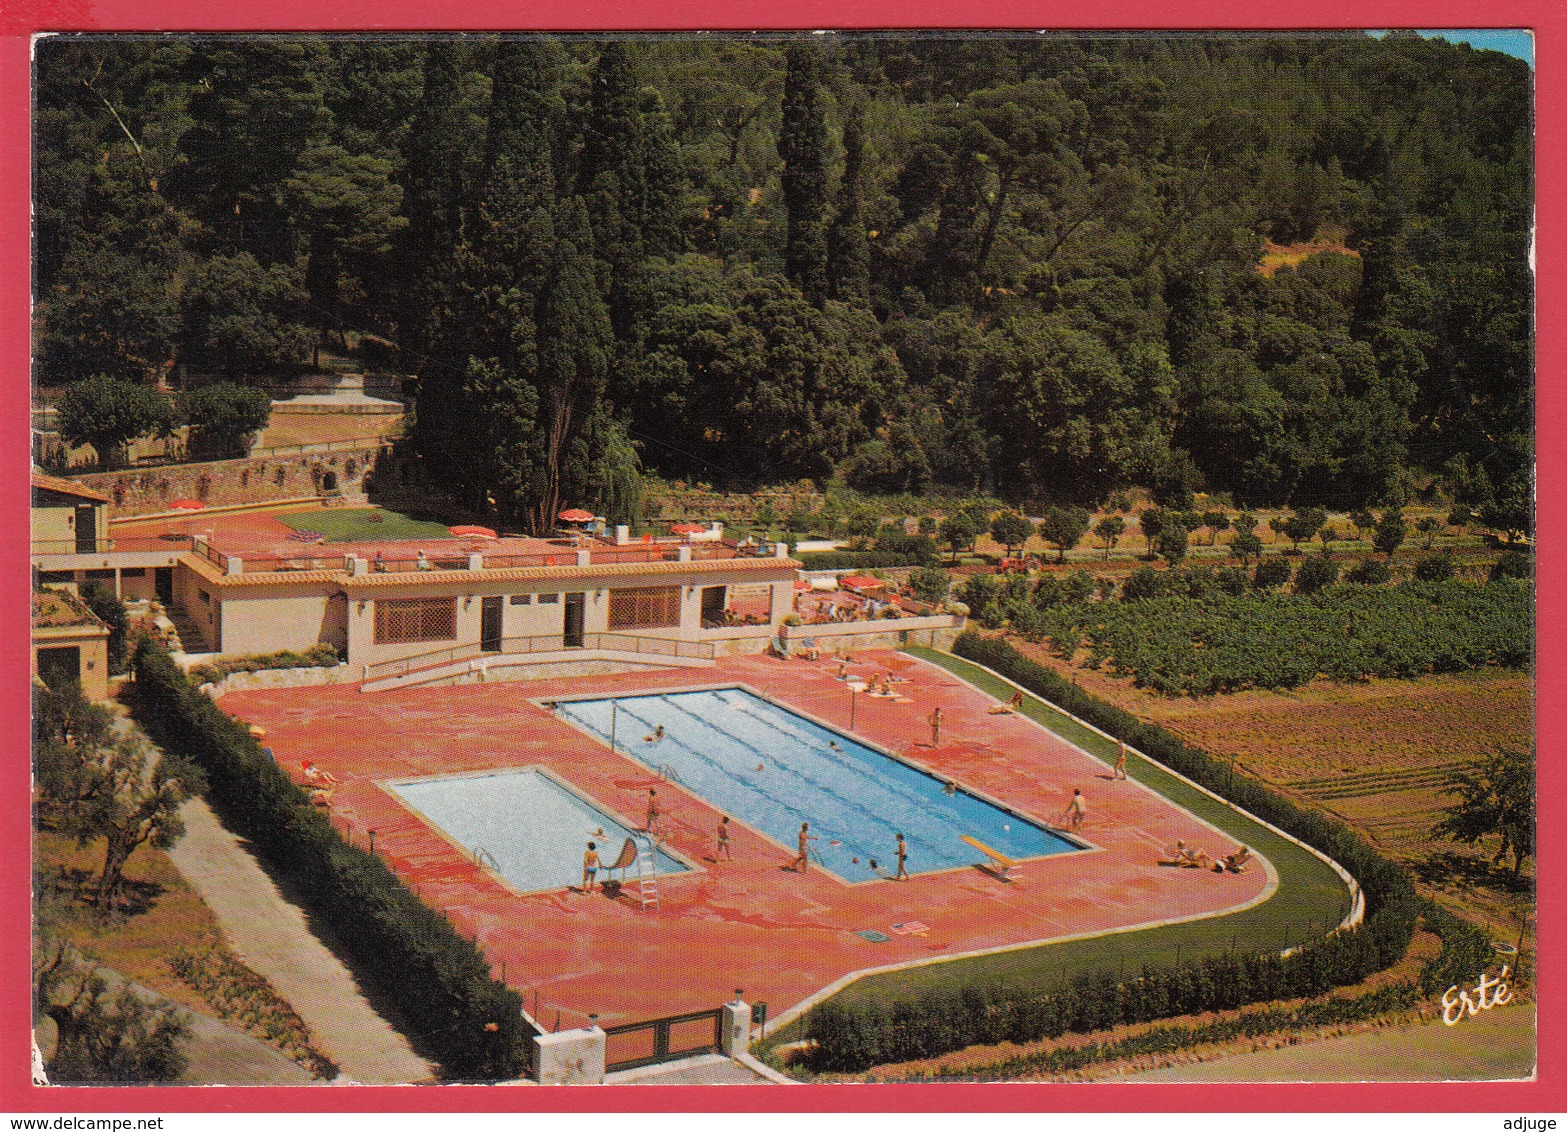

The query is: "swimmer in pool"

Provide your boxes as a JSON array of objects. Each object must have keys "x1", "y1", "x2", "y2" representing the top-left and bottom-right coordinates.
[{"x1": 644, "y1": 725, "x2": 665, "y2": 743}]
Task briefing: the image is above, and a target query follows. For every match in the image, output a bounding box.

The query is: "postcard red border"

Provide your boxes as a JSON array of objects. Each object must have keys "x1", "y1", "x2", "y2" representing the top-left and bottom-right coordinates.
[{"x1": 2, "y1": 0, "x2": 1557, "y2": 1115}]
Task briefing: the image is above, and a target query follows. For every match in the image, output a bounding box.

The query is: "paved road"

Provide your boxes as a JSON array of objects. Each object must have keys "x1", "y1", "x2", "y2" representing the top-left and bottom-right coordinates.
[{"x1": 167, "y1": 798, "x2": 435, "y2": 1085}]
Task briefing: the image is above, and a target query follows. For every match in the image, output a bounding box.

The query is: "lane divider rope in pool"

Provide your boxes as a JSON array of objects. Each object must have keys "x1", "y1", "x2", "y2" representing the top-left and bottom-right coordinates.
[{"x1": 566, "y1": 695, "x2": 990, "y2": 874}]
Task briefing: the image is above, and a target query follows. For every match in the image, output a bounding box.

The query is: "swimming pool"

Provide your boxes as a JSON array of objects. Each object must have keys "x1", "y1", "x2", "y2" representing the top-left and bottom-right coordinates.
[
  {"x1": 387, "y1": 768, "x2": 689, "y2": 894},
  {"x1": 554, "y1": 687, "x2": 1081, "y2": 882}
]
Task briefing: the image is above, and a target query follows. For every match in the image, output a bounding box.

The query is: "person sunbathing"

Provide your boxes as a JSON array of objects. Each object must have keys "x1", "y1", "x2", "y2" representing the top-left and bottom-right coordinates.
[
  {"x1": 1163, "y1": 840, "x2": 1212, "y2": 868},
  {"x1": 1217, "y1": 846, "x2": 1252, "y2": 873},
  {"x1": 988, "y1": 691, "x2": 1025, "y2": 714}
]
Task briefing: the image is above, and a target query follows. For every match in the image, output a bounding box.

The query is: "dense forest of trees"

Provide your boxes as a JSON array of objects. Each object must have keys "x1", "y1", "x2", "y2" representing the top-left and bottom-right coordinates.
[{"x1": 34, "y1": 33, "x2": 1533, "y2": 533}]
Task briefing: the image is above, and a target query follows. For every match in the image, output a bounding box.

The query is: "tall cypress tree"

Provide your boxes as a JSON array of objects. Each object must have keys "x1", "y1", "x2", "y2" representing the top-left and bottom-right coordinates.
[
  {"x1": 577, "y1": 42, "x2": 648, "y2": 342},
  {"x1": 533, "y1": 196, "x2": 613, "y2": 534},
  {"x1": 401, "y1": 42, "x2": 473, "y2": 494},
  {"x1": 780, "y1": 43, "x2": 830, "y2": 307},
  {"x1": 827, "y1": 100, "x2": 870, "y2": 304}
]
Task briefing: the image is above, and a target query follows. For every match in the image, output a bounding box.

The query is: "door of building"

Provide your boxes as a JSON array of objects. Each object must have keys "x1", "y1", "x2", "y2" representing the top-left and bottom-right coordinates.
[
  {"x1": 36, "y1": 646, "x2": 80, "y2": 691},
  {"x1": 700, "y1": 585, "x2": 727, "y2": 625},
  {"x1": 154, "y1": 568, "x2": 174, "y2": 605},
  {"x1": 480, "y1": 596, "x2": 503, "y2": 652},
  {"x1": 563, "y1": 593, "x2": 586, "y2": 648},
  {"x1": 74, "y1": 505, "x2": 96, "y2": 553}
]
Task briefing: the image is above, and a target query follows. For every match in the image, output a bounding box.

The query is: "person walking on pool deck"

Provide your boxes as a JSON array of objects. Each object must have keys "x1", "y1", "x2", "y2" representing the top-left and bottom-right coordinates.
[
  {"x1": 928, "y1": 706, "x2": 943, "y2": 746},
  {"x1": 646, "y1": 789, "x2": 661, "y2": 834},
  {"x1": 794, "y1": 822, "x2": 817, "y2": 872},
  {"x1": 716, "y1": 815, "x2": 732, "y2": 860},
  {"x1": 582, "y1": 841, "x2": 600, "y2": 892},
  {"x1": 1061, "y1": 788, "x2": 1088, "y2": 831},
  {"x1": 1113, "y1": 741, "x2": 1128, "y2": 780},
  {"x1": 895, "y1": 832, "x2": 909, "y2": 880}
]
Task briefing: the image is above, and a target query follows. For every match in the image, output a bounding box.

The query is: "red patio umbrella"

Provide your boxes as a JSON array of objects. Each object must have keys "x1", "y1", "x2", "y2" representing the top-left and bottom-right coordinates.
[
  {"x1": 558, "y1": 509, "x2": 595, "y2": 524},
  {"x1": 169, "y1": 499, "x2": 206, "y2": 511},
  {"x1": 670, "y1": 523, "x2": 706, "y2": 536},
  {"x1": 449, "y1": 525, "x2": 497, "y2": 539}
]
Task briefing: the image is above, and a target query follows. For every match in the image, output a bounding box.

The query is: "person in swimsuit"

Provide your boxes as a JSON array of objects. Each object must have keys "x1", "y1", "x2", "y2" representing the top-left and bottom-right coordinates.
[
  {"x1": 1061, "y1": 788, "x2": 1087, "y2": 831},
  {"x1": 895, "y1": 833, "x2": 909, "y2": 880},
  {"x1": 716, "y1": 815, "x2": 732, "y2": 860},
  {"x1": 646, "y1": 789, "x2": 661, "y2": 833},
  {"x1": 794, "y1": 822, "x2": 817, "y2": 872},
  {"x1": 582, "y1": 841, "x2": 600, "y2": 892}
]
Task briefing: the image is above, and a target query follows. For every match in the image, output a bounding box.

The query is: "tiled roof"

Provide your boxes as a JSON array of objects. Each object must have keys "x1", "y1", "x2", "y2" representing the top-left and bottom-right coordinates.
[
  {"x1": 182, "y1": 551, "x2": 799, "y2": 589},
  {"x1": 340, "y1": 555, "x2": 799, "y2": 589},
  {"x1": 31, "y1": 472, "x2": 110, "y2": 503},
  {"x1": 180, "y1": 553, "x2": 342, "y2": 589}
]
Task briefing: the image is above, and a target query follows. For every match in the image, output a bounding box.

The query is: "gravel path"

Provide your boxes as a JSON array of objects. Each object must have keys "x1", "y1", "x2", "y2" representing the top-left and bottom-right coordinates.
[{"x1": 166, "y1": 798, "x2": 435, "y2": 1085}]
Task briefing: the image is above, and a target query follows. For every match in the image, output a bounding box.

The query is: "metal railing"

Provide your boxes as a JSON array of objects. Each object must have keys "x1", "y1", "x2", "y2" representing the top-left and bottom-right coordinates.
[
  {"x1": 247, "y1": 437, "x2": 398, "y2": 459},
  {"x1": 362, "y1": 631, "x2": 717, "y2": 683},
  {"x1": 34, "y1": 534, "x2": 204, "y2": 560}
]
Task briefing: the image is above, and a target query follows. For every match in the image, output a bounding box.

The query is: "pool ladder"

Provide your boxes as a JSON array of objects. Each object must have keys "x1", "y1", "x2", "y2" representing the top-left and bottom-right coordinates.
[
  {"x1": 633, "y1": 833, "x2": 659, "y2": 912},
  {"x1": 473, "y1": 846, "x2": 499, "y2": 870},
  {"x1": 657, "y1": 763, "x2": 685, "y2": 786}
]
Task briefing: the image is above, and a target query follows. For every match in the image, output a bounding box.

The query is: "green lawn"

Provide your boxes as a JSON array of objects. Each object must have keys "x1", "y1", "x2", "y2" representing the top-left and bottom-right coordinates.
[
  {"x1": 766, "y1": 647, "x2": 1352, "y2": 1032},
  {"x1": 275, "y1": 507, "x2": 456, "y2": 543}
]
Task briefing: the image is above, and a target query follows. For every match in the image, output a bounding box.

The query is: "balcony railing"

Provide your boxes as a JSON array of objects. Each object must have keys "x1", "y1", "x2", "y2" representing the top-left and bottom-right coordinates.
[
  {"x1": 362, "y1": 631, "x2": 717, "y2": 683},
  {"x1": 32, "y1": 535, "x2": 196, "y2": 557}
]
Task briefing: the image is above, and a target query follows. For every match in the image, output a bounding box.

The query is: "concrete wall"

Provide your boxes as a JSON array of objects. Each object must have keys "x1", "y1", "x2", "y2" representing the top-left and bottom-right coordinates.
[
  {"x1": 217, "y1": 586, "x2": 344, "y2": 657},
  {"x1": 782, "y1": 615, "x2": 964, "y2": 653},
  {"x1": 68, "y1": 446, "x2": 388, "y2": 517},
  {"x1": 172, "y1": 564, "x2": 221, "y2": 652}
]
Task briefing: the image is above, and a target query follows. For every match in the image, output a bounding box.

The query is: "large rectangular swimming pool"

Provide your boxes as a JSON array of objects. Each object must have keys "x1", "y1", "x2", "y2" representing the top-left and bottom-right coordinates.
[
  {"x1": 387, "y1": 768, "x2": 688, "y2": 894},
  {"x1": 554, "y1": 687, "x2": 1080, "y2": 882}
]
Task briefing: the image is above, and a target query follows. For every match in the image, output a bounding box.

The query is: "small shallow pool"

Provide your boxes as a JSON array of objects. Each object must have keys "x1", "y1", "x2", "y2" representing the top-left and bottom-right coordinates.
[
  {"x1": 554, "y1": 687, "x2": 1081, "y2": 882},
  {"x1": 387, "y1": 768, "x2": 688, "y2": 894}
]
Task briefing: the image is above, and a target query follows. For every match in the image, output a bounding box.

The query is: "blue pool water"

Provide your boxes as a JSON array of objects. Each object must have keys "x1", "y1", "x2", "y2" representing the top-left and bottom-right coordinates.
[
  {"x1": 554, "y1": 688, "x2": 1080, "y2": 882},
  {"x1": 388, "y1": 769, "x2": 688, "y2": 894}
]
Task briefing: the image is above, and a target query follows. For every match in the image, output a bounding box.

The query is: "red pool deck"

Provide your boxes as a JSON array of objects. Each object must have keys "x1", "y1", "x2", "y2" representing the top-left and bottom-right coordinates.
[{"x1": 219, "y1": 651, "x2": 1271, "y2": 1031}]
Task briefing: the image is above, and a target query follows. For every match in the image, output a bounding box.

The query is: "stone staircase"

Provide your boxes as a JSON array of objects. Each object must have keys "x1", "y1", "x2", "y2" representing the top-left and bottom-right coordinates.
[{"x1": 166, "y1": 606, "x2": 209, "y2": 655}]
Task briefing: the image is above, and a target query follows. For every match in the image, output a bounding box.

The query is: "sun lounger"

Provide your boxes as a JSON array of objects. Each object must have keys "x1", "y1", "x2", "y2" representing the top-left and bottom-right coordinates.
[{"x1": 960, "y1": 834, "x2": 1018, "y2": 881}]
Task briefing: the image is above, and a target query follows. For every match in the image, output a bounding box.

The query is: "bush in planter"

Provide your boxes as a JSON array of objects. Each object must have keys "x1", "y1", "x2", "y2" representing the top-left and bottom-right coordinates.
[{"x1": 783, "y1": 613, "x2": 803, "y2": 627}]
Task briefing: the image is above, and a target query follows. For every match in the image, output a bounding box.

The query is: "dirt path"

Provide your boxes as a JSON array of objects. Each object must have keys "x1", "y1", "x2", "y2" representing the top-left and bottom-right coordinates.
[{"x1": 166, "y1": 799, "x2": 435, "y2": 1085}]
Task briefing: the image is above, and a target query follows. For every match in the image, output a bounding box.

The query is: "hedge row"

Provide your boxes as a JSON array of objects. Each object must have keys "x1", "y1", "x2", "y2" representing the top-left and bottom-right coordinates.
[
  {"x1": 131, "y1": 642, "x2": 532, "y2": 1081},
  {"x1": 879, "y1": 902, "x2": 1495, "y2": 1080},
  {"x1": 795, "y1": 550, "x2": 922, "y2": 570},
  {"x1": 187, "y1": 643, "x2": 339, "y2": 686},
  {"x1": 800, "y1": 633, "x2": 1422, "y2": 1072}
]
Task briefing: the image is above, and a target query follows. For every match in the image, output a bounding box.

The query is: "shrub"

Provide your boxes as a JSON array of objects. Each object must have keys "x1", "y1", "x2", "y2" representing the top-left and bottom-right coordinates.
[
  {"x1": 783, "y1": 613, "x2": 803, "y2": 627},
  {"x1": 1346, "y1": 558, "x2": 1391, "y2": 585},
  {"x1": 1252, "y1": 557, "x2": 1292, "y2": 590},
  {"x1": 907, "y1": 565, "x2": 952, "y2": 604},
  {"x1": 129, "y1": 643, "x2": 532, "y2": 1081},
  {"x1": 186, "y1": 643, "x2": 339, "y2": 686},
  {"x1": 1414, "y1": 552, "x2": 1457, "y2": 582},
  {"x1": 799, "y1": 634, "x2": 1423, "y2": 1074},
  {"x1": 943, "y1": 601, "x2": 969, "y2": 618},
  {"x1": 1490, "y1": 551, "x2": 1532, "y2": 583},
  {"x1": 1294, "y1": 556, "x2": 1340, "y2": 595},
  {"x1": 79, "y1": 581, "x2": 131, "y2": 675},
  {"x1": 1121, "y1": 566, "x2": 1167, "y2": 602}
]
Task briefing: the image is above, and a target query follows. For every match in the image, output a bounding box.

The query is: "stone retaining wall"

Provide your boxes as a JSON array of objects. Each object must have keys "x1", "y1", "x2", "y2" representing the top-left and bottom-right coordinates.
[{"x1": 70, "y1": 445, "x2": 390, "y2": 517}]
